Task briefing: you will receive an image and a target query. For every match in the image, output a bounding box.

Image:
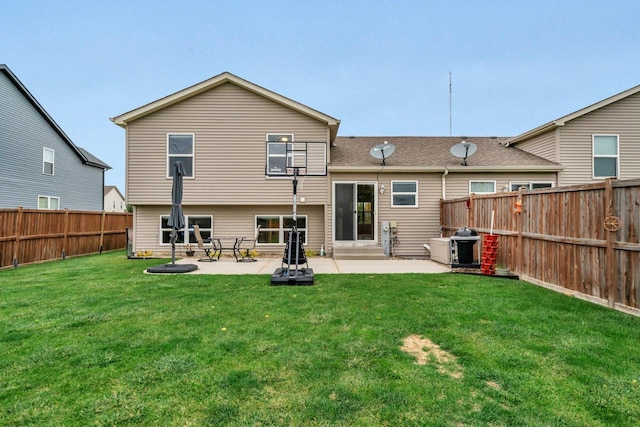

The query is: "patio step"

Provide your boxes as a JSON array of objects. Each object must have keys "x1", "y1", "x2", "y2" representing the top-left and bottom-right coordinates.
[{"x1": 332, "y1": 246, "x2": 387, "y2": 260}]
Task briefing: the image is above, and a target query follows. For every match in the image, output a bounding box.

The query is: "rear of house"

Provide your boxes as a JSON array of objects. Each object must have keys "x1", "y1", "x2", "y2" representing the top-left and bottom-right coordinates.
[
  {"x1": 328, "y1": 137, "x2": 562, "y2": 257},
  {"x1": 114, "y1": 72, "x2": 567, "y2": 258},
  {"x1": 112, "y1": 72, "x2": 339, "y2": 256}
]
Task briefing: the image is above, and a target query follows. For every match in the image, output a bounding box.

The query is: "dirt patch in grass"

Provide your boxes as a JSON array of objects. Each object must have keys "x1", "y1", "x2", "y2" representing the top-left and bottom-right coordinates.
[{"x1": 401, "y1": 334, "x2": 463, "y2": 379}]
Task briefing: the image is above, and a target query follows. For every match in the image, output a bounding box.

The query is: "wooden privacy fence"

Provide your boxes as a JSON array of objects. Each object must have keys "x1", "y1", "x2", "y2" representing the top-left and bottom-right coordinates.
[
  {"x1": 0, "y1": 208, "x2": 133, "y2": 268},
  {"x1": 440, "y1": 178, "x2": 640, "y2": 315}
]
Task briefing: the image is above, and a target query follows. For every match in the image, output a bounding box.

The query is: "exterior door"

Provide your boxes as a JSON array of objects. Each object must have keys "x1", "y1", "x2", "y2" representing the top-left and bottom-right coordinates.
[{"x1": 334, "y1": 183, "x2": 375, "y2": 241}]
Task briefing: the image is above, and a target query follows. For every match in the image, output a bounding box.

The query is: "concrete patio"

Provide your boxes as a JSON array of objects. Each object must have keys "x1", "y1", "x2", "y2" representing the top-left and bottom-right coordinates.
[{"x1": 165, "y1": 255, "x2": 451, "y2": 275}]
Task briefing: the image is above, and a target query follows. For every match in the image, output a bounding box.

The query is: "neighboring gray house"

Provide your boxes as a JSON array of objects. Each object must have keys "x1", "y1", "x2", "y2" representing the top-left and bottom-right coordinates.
[{"x1": 0, "y1": 64, "x2": 110, "y2": 210}]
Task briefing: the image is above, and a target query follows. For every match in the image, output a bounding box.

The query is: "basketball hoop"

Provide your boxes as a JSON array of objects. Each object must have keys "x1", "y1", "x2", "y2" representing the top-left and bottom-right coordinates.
[{"x1": 286, "y1": 166, "x2": 307, "y2": 177}]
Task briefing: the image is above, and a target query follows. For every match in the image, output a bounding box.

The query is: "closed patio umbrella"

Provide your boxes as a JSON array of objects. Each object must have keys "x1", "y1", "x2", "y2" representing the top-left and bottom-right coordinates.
[
  {"x1": 168, "y1": 161, "x2": 186, "y2": 265},
  {"x1": 147, "y1": 160, "x2": 197, "y2": 273}
]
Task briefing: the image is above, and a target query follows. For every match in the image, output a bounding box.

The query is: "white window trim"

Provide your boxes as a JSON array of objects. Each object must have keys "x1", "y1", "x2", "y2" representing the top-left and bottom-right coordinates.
[
  {"x1": 38, "y1": 195, "x2": 60, "y2": 210},
  {"x1": 159, "y1": 214, "x2": 213, "y2": 246},
  {"x1": 469, "y1": 180, "x2": 496, "y2": 195},
  {"x1": 391, "y1": 180, "x2": 419, "y2": 207},
  {"x1": 43, "y1": 147, "x2": 55, "y2": 175},
  {"x1": 509, "y1": 181, "x2": 555, "y2": 191},
  {"x1": 166, "y1": 133, "x2": 195, "y2": 179},
  {"x1": 255, "y1": 214, "x2": 308, "y2": 245},
  {"x1": 266, "y1": 133, "x2": 295, "y2": 178},
  {"x1": 592, "y1": 134, "x2": 619, "y2": 179}
]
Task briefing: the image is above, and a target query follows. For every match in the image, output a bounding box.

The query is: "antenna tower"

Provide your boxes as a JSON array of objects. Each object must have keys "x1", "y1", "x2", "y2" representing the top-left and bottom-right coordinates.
[{"x1": 449, "y1": 72, "x2": 452, "y2": 136}]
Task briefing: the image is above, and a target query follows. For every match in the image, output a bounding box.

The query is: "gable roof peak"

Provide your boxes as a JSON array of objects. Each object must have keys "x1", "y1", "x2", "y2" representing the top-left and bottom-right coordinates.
[
  {"x1": 110, "y1": 71, "x2": 341, "y2": 140},
  {"x1": 507, "y1": 83, "x2": 640, "y2": 146}
]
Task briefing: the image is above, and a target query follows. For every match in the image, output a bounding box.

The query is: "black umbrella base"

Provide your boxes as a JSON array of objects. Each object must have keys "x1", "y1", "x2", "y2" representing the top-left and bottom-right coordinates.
[
  {"x1": 271, "y1": 267, "x2": 314, "y2": 286},
  {"x1": 147, "y1": 263, "x2": 198, "y2": 274}
]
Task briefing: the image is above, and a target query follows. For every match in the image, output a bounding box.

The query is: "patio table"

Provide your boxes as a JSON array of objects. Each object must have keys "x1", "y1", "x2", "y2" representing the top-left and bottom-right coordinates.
[{"x1": 213, "y1": 236, "x2": 243, "y2": 261}]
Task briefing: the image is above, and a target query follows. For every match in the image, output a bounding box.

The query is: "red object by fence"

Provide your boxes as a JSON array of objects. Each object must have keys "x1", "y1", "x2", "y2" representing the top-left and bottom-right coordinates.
[{"x1": 480, "y1": 234, "x2": 498, "y2": 275}]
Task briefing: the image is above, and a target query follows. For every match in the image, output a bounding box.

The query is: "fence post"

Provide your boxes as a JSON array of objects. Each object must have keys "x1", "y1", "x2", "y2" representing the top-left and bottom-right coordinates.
[
  {"x1": 62, "y1": 208, "x2": 69, "y2": 259},
  {"x1": 13, "y1": 206, "x2": 23, "y2": 267},
  {"x1": 517, "y1": 190, "x2": 524, "y2": 275},
  {"x1": 468, "y1": 194, "x2": 475, "y2": 228},
  {"x1": 99, "y1": 211, "x2": 106, "y2": 253},
  {"x1": 605, "y1": 178, "x2": 616, "y2": 308}
]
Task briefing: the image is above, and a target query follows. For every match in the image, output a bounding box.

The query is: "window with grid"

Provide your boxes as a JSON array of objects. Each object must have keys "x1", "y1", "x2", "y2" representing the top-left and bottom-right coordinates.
[
  {"x1": 256, "y1": 215, "x2": 307, "y2": 244},
  {"x1": 266, "y1": 134, "x2": 296, "y2": 175},
  {"x1": 160, "y1": 215, "x2": 212, "y2": 245}
]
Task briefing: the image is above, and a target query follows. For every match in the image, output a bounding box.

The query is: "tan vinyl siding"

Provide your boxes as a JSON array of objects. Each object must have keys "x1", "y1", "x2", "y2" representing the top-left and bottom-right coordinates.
[
  {"x1": 380, "y1": 173, "x2": 442, "y2": 257},
  {"x1": 329, "y1": 170, "x2": 556, "y2": 257},
  {"x1": 516, "y1": 130, "x2": 558, "y2": 162},
  {"x1": 126, "y1": 82, "x2": 329, "y2": 206},
  {"x1": 444, "y1": 172, "x2": 558, "y2": 200},
  {"x1": 133, "y1": 204, "x2": 325, "y2": 256},
  {"x1": 558, "y1": 92, "x2": 640, "y2": 186},
  {"x1": 329, "y1": 172, "x2": 443, "y2": 257}
]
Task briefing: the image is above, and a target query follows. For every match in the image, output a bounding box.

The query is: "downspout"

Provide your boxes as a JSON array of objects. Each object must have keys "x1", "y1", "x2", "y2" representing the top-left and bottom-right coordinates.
[
  {"x1": 102, "y1": 170, "x2": 106, "y2": 211},
  {"x1": 441, "y1": 166, "x2": 449, "y2": 200},
  {"x1": 424, "y1": 166, "x2": 449, "y2": 249}
]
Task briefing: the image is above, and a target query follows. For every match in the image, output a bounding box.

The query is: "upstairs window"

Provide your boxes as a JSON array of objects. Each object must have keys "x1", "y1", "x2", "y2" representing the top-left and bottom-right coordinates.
[
  {"x1": 167, "y1": 134, "x2": 194, "y2": 177},
  {"x1": 469, "y1": 181, "x2": 496, "y2": 194},
  {"x1": 266, "y1": 134, "x2": 298, "y2": 176},
  {"x1": 43, "y1": 147, "x2": 54, "y2": 175},
  {"x1": 593, "y1": 135, "x2": 619, "y2": 178},
  {"x1": 391, "y1": 181, "x2": 418, "y2": 207}
]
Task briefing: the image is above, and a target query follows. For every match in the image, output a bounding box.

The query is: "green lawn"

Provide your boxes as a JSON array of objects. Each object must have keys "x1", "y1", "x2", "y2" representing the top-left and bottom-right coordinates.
[{"x1": 1, "y1": 251, "x2": 639, "y2": 426}]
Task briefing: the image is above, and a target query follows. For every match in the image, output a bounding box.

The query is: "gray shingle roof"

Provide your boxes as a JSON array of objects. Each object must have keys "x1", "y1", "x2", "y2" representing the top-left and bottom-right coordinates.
[
  {"x1": 330, "y1": 136, "x2": 561, "y2": 169},
  {"x1": 77, "y1": 147, "x2": 111, "y2": 170}
]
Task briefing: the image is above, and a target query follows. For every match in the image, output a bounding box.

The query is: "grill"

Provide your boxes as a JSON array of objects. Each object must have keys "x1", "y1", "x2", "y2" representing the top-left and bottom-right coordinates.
[{"x1": 450, "y1": 227, "x2": 480, "y2": 268}]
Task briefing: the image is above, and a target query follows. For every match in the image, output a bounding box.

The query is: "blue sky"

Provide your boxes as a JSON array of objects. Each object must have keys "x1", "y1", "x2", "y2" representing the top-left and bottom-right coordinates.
[{"x1": 3, "y1": 1, "x2": 639, "y2": 193}]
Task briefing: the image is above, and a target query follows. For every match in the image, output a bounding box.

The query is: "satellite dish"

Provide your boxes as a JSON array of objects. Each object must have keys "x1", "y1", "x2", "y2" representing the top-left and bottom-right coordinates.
[
  {"x1": 450, "y1": 140, "x2": 477, "y2": 166},
  {"x1": 369, "y1": 141, "x2": 396, "y2": 165}
]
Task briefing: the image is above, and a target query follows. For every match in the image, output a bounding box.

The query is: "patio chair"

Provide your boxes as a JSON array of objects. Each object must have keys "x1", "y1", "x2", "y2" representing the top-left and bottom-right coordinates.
[
  {"x1": 236, "y1": 225, "x2": 261, "y2": 262},
  {"x1": 193, "y1": 225, "x2": 218, "y2": 262}
]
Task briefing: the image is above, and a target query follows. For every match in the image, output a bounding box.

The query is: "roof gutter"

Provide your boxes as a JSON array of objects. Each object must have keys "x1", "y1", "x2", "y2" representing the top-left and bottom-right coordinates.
[
  {"x1": 328, "y1": 165, "x2": 565, "y2": 173},
  {"x1": 506, "y1": 121, "x2": 561, "y2": 146}
]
